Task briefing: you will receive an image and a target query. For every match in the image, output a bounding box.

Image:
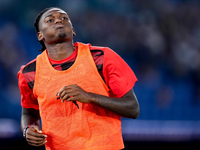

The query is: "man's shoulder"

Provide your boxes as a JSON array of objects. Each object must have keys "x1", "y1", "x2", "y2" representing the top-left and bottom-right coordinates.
[
  {"x1": 89, "y1": 45, "x2": 114, "y2": 57},
  {"x1": 17, "y1": 58, "x2": 36, "y2": 90},
  {"x1": 22, "y1": 59, "x2": 36, "y2": 74},
  {"x1": 89, "y1": 45, "x2": 111, "y2": 51}
]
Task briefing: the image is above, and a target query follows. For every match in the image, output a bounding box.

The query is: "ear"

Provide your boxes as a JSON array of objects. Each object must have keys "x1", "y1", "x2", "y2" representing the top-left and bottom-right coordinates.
[
  {"x1": 37, "y1": 31, "x2": 44, "y2": 41},
  {"x1": 72, "y1": 28, "x2": 76, "y2": 36}
]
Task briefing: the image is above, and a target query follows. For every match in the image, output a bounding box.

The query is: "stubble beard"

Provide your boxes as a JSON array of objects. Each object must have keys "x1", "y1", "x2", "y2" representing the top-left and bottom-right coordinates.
[
  {"x1": 58, "y1": 32, "x2": 67, "y2": 38},
  {"x1": 56, "y1": 32, "x2": 69, "y2": 43},
  {"x1": 55, "y1": 29, "x2": 72, "y2": 43}
]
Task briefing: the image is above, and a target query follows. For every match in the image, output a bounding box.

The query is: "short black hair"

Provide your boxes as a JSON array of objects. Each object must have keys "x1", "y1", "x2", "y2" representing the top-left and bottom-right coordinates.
[{"x1": 34, "y1": 7, "x2": 59, "y2": 52}]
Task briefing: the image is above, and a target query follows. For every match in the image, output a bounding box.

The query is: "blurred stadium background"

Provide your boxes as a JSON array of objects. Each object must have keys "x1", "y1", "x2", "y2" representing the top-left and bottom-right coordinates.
[{"x1": 0, "y1": 0, "x2": 199, "y2": 149}]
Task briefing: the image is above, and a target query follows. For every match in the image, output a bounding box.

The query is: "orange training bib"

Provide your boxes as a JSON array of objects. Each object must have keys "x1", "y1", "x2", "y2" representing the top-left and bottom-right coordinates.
[{"x1": 33, "y1": 42, "x2": 124, "y2": 150}]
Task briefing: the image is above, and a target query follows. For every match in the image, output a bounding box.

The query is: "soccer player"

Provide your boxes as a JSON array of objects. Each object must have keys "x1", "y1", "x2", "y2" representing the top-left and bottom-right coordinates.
[{"x1": 17, "y1": 7, "x2": 139, "y2": 150}]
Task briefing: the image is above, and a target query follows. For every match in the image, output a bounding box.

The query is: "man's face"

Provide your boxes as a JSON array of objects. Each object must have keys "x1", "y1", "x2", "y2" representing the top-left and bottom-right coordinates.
[{"x1": 37, "y1": 8, "x2": 75, "y2": 44}]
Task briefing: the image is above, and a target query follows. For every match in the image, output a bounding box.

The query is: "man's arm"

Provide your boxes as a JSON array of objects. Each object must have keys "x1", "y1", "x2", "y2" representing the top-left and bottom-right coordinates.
[
  {"x1": 58, "y1": 84, "x2": 140, "y2": 119},
  {"x1": 21, "y1": 108, "x2": 47, "y2": 147},
  {"x1": 89, "y1": 89, "x2": 139, "y2": 119},
  {"x1": 21, "y1": 108, "x2": 40, "y2": 131}
]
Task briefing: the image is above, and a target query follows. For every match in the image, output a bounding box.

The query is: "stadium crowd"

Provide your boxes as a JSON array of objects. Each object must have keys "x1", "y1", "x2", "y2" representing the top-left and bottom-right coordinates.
[{"x1": 0, "y1": 0, "x2": 199, "y2": 139}]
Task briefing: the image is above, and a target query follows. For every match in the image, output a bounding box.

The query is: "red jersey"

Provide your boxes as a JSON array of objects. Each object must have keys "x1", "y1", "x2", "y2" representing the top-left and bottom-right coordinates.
[{"x1": 17, "y1": 43, "x2": 137, "y2": 110}]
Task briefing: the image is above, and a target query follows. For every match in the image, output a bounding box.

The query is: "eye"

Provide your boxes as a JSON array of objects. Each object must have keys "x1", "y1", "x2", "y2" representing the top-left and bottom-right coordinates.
[
  {"x1": 62, "y1": 17, "x2": 68, "y2": 21},
  {"x1": 46, "y1": 18, "x2": 54, "y2": 23}
]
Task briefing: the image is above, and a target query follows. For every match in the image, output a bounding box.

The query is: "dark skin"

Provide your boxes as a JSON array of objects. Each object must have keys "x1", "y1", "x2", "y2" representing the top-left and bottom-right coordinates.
[{"x1": 21, "y1": 8, "x2": 140, "y2": 147}]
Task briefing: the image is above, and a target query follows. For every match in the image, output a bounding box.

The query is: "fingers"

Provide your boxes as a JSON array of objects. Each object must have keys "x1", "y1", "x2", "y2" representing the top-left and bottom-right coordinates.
[
  {"x1": 26, "y1": 135, "x2": 47, "y2": 147},
  {"x1": 57, "y1": 91, "x2": 77, "y2": 103},
  {"x1": 56, "y1": 84, "x2": 91, "y2": 103},
  {"x1": 57, "y1": 85, "x2": 79, "y2": 102},
  {"x1": 60, "y1": 91, "x2": 70, "y2": 102},
  {"x1": 31, "y1": 125, "x2": 43, "y2": 134},
  {"x1": 66, "y1": 96, "x2": 77, "y2": 102},
  {"x1": 58, "y1": 85, "x2": 77, "y2": 96},
  {"x1": 26, "y1": 126, "x2": 47, "y2": 147}
]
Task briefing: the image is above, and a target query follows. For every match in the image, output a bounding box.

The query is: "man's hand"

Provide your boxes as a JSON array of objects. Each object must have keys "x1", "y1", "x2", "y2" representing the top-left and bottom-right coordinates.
[
  {"x1": 57, "y1": 84, "x2": 93, "y2": 103},
  {"x1": 26, "y1": 125, "x2": 47, "y2": 147},
  {"x1": 57, "y1": 85, "x2": 140, "y2": 119}
]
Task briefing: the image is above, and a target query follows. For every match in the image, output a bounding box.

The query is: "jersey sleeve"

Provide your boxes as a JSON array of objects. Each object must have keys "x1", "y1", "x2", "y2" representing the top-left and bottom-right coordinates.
[
  {"x1": 17, "y1": 66, "x2": 39, "y2": 110},
  {"x1": 103, "y1": 48, "x2": 138, "y2": 98}
]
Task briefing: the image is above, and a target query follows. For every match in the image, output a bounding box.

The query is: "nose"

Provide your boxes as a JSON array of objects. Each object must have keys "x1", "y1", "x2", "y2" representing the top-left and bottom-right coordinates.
[{"x1": 55, "y1": 18, "x2": 63, "y2": 24}]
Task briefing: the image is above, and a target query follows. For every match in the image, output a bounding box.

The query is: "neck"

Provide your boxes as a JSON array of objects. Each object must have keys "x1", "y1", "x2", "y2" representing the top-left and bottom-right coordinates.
[{"x1": 46, "y1": 41, "x2": 75, "y2": 60}]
